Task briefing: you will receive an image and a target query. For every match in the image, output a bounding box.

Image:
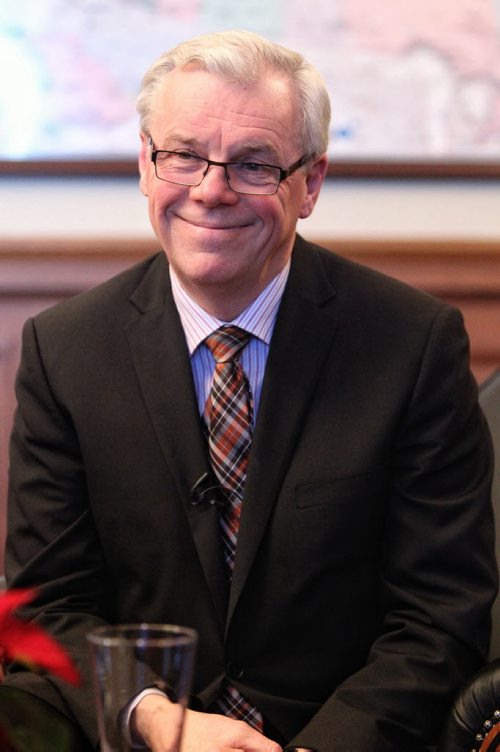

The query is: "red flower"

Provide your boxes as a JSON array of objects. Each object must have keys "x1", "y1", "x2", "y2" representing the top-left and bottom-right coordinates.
[{"x1": 0, "y1": 588, "x2": 80, "y2": 685}]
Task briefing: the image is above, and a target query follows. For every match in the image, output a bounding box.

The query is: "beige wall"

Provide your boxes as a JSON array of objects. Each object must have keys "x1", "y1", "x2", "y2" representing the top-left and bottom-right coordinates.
[{"x1": 1, "y1": 175, "x2": 500, "y2": 241}]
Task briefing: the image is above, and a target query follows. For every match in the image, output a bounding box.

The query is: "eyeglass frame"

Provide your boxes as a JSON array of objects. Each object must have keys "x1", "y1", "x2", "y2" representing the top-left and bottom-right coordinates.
[{"x1": 148, "y1": 138, "x2": 309, "y2": 196}]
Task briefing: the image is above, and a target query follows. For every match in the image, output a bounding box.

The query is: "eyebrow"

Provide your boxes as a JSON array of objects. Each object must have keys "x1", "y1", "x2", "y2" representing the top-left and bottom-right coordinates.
[
  {"x1": 161, "y1": 135, "x2": 199, "y2": 149},
  {"x1": 233, "y1": 143, "x2": 283, "y2": 163}
]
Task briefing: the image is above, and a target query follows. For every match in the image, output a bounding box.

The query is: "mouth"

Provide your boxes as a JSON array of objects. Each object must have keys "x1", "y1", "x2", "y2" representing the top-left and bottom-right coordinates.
[{"x1": 178, "y1": 215, "x2": 250, "y2": 231}]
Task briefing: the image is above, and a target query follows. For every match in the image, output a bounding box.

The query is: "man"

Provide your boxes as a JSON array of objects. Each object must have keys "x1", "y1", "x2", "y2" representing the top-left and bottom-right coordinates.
[{"x1": 4, "y1": 30, "x2": 497, "y2": 752}]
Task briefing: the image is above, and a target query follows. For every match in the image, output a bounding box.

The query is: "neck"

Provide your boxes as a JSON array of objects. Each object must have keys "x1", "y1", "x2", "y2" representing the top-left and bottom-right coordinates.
[
  {"x1": 186, "y1": 285, "x2": 260, "y2": 321},
  {"x1": 175, "y1": 265, "x2": 289, "y2": 321}
]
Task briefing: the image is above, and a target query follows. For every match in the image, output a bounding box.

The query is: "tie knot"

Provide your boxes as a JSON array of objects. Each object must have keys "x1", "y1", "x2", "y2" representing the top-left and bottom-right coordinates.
[{"x1": 205, "y1": 326, "x2": 250, "y2": 364}]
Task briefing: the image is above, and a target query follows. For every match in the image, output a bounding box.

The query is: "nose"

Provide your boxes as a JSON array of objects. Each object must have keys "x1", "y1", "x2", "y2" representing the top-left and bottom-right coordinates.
[{"x1": 189, "y1": 163, "x2": 239, "y2": 206}]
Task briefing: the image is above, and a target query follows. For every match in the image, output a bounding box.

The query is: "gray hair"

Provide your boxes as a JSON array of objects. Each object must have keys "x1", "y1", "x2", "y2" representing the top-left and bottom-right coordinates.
[{"x1": 137, "y1": 30, "x2": 331, "y2": 157}]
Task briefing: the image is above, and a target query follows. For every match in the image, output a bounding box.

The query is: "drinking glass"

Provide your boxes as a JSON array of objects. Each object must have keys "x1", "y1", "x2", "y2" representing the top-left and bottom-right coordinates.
[{"x1": 87, "y1": 623, "x2": 197, "y2": 752}]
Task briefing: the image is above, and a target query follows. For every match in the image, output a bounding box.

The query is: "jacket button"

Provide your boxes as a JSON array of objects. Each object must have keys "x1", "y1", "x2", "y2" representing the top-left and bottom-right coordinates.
[{"x1": 226, "y1": 661, "x2": 244, "y2": 679}]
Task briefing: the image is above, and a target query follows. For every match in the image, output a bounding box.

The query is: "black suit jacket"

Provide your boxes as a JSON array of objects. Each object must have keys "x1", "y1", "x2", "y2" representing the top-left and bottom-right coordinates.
[{"x1": 5, "y1": 236, "x2": 497, "y2": 751}]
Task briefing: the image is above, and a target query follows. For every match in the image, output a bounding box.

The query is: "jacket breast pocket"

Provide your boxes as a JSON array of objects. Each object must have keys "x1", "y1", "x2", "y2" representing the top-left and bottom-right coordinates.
[{"x1": 288, "y1": 466, "x2": 389, "y2": 568}]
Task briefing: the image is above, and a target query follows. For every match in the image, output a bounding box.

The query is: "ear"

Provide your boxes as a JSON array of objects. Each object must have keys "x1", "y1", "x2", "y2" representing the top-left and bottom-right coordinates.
[
  {"x1": 299, "y1": 154, "x2": 328, "y2": 219},
  {"x1": 138, "y1": 132, "x2": 152, "y2": 196}
]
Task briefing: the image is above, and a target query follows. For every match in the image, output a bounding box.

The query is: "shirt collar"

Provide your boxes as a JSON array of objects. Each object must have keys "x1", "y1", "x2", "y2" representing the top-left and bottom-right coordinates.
[{"x1": 170, "y1": 261, "x2": 290, "y2": 356}]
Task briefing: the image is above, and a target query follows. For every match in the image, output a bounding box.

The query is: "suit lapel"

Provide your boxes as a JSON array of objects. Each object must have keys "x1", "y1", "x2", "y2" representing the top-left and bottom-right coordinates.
[
  {"x1": 125, "y1": 254, "x2": 228, "y2": 625},
  {"x1": 227, "y1": 238, "x2": 339, "y2": 623}
]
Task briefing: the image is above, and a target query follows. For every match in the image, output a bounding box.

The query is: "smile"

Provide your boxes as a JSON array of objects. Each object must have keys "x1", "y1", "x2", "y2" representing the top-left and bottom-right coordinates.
[{"x1": 178, "y1": 216, "x2": 250, "y2": 231}]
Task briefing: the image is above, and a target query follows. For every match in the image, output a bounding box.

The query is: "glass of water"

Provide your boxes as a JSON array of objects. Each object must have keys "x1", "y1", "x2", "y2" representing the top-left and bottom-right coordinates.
[{"x1": 87, "y1": 623, "x2": 197, "y2": 752}]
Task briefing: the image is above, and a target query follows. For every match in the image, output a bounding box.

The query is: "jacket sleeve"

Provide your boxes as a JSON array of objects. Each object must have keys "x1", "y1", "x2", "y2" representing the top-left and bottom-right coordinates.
[{"x1": 5, "y1": 316, "x2": 106, "y2": 748}]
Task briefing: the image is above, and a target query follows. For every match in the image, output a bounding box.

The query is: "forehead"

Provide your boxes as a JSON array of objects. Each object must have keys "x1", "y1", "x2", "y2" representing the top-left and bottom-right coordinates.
[{"x1": 150, "y1": 67, "x2": 300, "y2": 155}]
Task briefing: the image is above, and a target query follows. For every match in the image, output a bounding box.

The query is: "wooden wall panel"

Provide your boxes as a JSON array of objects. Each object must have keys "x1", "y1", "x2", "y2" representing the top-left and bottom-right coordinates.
[{"x1": 1, "y1": 236, "x2": 499, "y2": 574}]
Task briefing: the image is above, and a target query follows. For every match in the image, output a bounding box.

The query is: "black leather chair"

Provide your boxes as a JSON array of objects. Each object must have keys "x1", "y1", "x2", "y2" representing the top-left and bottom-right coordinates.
[{"x1": 440, "y1": 370, "x2": 500, "y2": 752}]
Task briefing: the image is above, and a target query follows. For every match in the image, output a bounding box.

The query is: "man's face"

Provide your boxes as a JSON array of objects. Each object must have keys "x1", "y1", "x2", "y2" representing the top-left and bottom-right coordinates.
[{"x1": 139, "y1": 67, "x2": 327, "y2": 318}]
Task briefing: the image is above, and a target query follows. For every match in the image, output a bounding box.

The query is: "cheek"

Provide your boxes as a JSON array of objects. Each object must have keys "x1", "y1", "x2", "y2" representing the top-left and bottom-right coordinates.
[
  {"x1": 146, "y1": 192, "x2": 172, "y2": 240},
  {"x1": 148, "y1": 185, "x2": 180, "y2": 223},
  {"x1": 272, "y1": 184, "x2": 305, "y2": 225},
  {"x1": 252, "y1": 196, "x2": 288, "y2": 230},
  {"x1": 272, "y1": 199, "x2": 302, "y2": 235}
]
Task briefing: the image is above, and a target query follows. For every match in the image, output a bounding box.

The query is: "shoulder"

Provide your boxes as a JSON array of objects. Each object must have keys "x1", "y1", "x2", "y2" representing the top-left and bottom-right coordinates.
[
  {"x1": 18, "y1": 251, "x2": 172, "y2": 393},
  {"x1": 21, "y1": 251, "x2": 169, "y2": 369},
  {"x1": 34, "y1": 251, "x2": 168, "y2": 330},
  {"x1": 293, "y1": 234, "x2": 449, "y2": 323}
]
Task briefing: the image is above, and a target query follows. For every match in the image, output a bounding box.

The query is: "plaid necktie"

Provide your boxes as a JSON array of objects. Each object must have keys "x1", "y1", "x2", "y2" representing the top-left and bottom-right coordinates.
[
  {"x1": 204, "y1": 325, "x2": 264, "y2": 733},
  {"x1": 204, "y1": 325, "x2": 253, "y2": 572}
]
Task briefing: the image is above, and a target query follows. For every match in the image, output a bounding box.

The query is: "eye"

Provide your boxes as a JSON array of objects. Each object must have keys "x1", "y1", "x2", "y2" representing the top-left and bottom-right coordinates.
[
  {"x1": 165, "y1": 151, "x2": 204, "y2": 171},
  {"x1": 173, "y1": 151, "x2": 198, "y2": 161},
  {"x1": 240, "y1": 162, "x2": 266, "y2": 172}
]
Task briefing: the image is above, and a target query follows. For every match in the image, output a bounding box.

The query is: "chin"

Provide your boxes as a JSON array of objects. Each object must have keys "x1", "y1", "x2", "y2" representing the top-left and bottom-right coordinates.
[{"x1": 178, "y1": 256, "x2": 243, "y2": 288}]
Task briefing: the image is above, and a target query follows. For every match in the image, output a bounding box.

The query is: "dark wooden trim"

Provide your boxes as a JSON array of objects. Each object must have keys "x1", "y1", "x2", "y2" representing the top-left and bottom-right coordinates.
[
  {"x1": 315, "y1": 238, "x2": 500, "y2": 255},
  {"x1": 0, "y1": 236, "x2": 158, "y2": 258},
  {"x1": 327, "y1": 160, "x2": 500, "y2": 179},
  {"x1": 2, "y1": 159, "x2": 500, "y2": 179},
  {"x1": 0, "y1": 160, "x2": 140, "y2": 177},
  {"x1": 2, "y1": 236, "x2": 500, "y2": 256},
  {"x1": 2, "y1": 236, "x2": 499, "y2": 300}
]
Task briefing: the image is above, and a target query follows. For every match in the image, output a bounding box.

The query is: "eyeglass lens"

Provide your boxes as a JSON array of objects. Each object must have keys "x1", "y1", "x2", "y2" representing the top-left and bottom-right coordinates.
[{"x1": 154, "y1": 152, "x2": 282, "y2": 195}]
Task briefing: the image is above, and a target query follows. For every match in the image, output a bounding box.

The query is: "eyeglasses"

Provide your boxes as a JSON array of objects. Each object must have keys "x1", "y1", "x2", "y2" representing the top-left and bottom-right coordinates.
[{"x1": 149, "y1": 139, "x2": 307, "y2": 196}]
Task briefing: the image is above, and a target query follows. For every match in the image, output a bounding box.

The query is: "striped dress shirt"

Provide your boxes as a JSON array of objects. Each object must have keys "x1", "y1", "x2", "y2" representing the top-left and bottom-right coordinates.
[{"x1": 170, "y1": 261, "x2": 290, "y2": 421}]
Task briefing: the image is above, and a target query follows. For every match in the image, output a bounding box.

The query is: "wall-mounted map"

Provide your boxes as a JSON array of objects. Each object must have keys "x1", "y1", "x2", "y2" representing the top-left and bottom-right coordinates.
[{"x1": 1, "y1": 0, "x2": 500, "y2": 165}]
